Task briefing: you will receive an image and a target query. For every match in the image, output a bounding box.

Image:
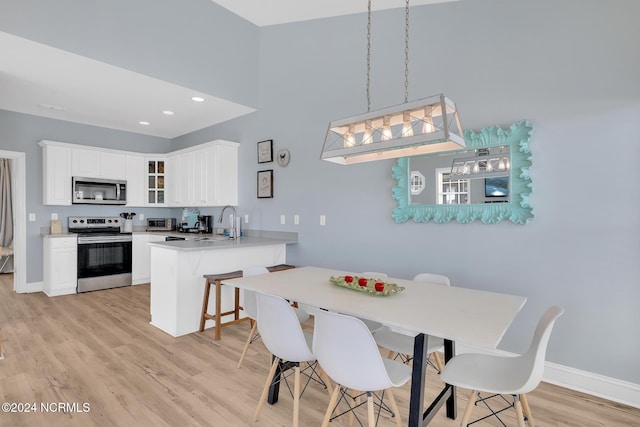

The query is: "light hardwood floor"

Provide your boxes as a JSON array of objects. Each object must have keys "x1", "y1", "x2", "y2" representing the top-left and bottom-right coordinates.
[{"x1": 0, "y1": 274, "x2": 638, "y2": 426}]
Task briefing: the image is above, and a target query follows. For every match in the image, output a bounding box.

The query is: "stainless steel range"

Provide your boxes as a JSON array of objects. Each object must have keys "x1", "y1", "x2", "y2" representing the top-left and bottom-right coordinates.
[{"x1": 68, "y1": 216, "x2": 132, "y2": 293}]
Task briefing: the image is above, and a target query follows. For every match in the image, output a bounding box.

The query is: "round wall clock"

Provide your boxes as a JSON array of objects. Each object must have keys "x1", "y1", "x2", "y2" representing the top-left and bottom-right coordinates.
[{"x1": 276, "y1": 148, "x2": 291, "y2": 167}]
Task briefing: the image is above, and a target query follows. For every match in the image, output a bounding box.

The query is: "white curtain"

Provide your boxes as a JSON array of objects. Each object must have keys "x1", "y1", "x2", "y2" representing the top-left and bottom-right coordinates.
[{"x1": 0, "y1": 158, "x2": 13, "y2": 272}]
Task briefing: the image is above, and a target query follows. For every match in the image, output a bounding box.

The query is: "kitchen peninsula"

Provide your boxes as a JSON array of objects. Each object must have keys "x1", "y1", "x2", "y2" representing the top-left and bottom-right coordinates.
[{"x1": 148, "y1": 230, "x2": 297, "y2": 337}]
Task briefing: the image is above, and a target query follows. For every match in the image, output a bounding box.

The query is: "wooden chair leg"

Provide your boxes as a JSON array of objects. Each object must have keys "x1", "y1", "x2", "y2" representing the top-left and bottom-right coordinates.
[
  {"x1": 520, "y1": 394, "x2": 535, "y2": 427},
  {"x1": 460, "y1": 390, "x2": 478, "y2": 427},
  {"x1": 318, "y1": 366, "x2": 333, "y2": 395},
  {"x1": 199, "y1": 281, "x2": 212, "y2": 332},
  {"x1": 293, "y1": 364, "x2": 301, "y2": 427},
  {"x1": 514, "y1": 395, "x2": 526, "y2": 427},
  {"x1": 366, "y1": 392, "x2": 375, "y2": 427},
  {"x1": 321, "y1": 385, "x2": 341, "y2": 427},
  {"x1": 432, "y1": 352, "x2": 444, "y2": 372},
  {"x1": 386, "y1": 389, "x2": 403, "y2": 427},
  {"x1": 237, "y1": 321, "x2": 257, "y2": 368},
  {"x1": 254, "y1": 357, "x2": 280, "y2": 421}
]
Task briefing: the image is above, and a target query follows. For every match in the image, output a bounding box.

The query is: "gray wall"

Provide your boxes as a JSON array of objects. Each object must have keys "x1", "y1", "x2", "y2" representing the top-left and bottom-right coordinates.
[
  {"x1": 175, "y1": 0, "x2": 640, "y2": 385},
  {"x1": 1, "y1": 0, "x2": 639, "y2": 388}
]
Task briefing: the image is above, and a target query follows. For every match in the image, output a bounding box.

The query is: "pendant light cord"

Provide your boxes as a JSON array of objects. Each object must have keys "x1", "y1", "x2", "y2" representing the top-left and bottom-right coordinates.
[
  {"x1": 366, "y1": 0, "x2": 372, "y2": 112},
  {"x1": 404, "y1": 0, "x2": 410, "y2": 104}
]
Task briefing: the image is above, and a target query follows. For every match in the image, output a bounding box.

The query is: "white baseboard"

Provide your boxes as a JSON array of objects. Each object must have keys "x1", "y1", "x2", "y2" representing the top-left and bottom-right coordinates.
[{"x1": 455, "y1": 343, "x2": 640, "y2": 409}]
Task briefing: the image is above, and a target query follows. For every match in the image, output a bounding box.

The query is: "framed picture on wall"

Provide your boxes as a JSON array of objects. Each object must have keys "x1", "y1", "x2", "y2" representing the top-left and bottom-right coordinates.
[
  {"x1": 257, "y1": 139, "x2": 273, "y2": 163},
  {"x1": 257, "y1": 170, "x2": 274, "y2": 198}
]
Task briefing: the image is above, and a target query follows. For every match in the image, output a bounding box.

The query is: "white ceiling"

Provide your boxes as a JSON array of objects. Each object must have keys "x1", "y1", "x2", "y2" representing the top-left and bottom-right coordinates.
[
  {"x1": 211, "y1": 0, "x2": 458, "y2": 27},
  {"x1": 0, "y1": 1, "x2": 458, "y2": 139}
]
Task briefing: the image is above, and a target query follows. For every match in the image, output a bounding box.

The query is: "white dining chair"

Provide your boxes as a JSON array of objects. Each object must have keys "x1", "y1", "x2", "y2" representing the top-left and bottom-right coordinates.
[
  {"x1": 313, "y1": 309, "x2": 412, "y2": 427},
  {"x1": 253, "y1": 292, "x2": 332, "y2": 427},
  {"x1": 440, "y1": 305, "x2": 564, "y2": 427},
  {"x1": 236, "y1": 266, "x2": 310, "y2": 369},
  {"x1": 373, "y1": 272, "x2": 450, "y2": 371}
]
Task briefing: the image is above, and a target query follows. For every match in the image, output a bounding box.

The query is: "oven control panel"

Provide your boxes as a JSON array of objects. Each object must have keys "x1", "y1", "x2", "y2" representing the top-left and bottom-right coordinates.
[{"x1": 68, "y1": 216, "x2": 122, "y2": 231}]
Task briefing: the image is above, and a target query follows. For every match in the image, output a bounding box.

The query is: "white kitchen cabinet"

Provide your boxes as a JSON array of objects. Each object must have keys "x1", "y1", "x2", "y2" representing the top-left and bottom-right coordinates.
[
  {"x1": 43, "y1": 236, "x2": 77, "y2": 296},
  {"x1": 40, "y1": 141, "x2": 72, "y2": 205},
  {"x1": 72, "y1": 147, "x2": 126, "y2": 179},
  {"x1": 126, "y1": 154, "x2": 145, "y2": 207},
  {"x1": 168, "y1": 141, "x2": 238, "y2": 207},
  {"x1": 132, "y1": 233, "x2": 167, "y2": 285},
  {"x1": 211, "y1": 141, "x2": 239, "y2": 206},
  {"x1": 146, "y1": 157, "x2": 167, "y2": 206}
]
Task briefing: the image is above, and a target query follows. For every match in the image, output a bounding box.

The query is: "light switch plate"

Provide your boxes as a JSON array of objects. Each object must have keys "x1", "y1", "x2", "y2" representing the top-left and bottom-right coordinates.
[
  {"x1": 280, "y1": 215, "x2": 286, "y2": 225},
  {"x1": 294, "y1": 214, "x2": 299, "y2": 225},
  {"x1": 51, "y1": 213, "x2": 58, "y2": 220},
  {"x1": 139, "y1": 214, "x2": 145, "y2": 221},
  {"x1": 29, "y1": 213, "x2": 36, "y2": 221},
  {"x1": 320, "y1": 215, "x2": 326, "y2": 226},
  {"x1": 244, "y1": 214, "x2": 249, "y2": 224}
]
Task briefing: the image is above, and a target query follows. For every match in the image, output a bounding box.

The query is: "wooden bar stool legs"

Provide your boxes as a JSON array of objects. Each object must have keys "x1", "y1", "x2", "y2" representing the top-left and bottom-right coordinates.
[
  {"x1": 200, "y1": 270, "x2": 245, "y2": 340},
  {"x1": 200, "y1": 265, "x2": 297, "y2": 341}
]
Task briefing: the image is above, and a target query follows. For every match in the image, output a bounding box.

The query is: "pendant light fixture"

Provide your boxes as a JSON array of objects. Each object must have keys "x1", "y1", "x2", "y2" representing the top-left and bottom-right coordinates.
[{"x1": 321, "y1": 0, "x2": 465, "y2": 165}]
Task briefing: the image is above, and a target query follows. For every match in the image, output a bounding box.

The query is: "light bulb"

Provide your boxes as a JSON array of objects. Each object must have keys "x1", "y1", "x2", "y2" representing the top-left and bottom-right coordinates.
[
  {"x1": 423, "y1": 106, "x2": 435, "y2": 134},
  {"x1": 344, "y1": 124, "x2": 356, "y2": 147},
  {"x1": 472, "y1": 161, "x2": 480, "y2": 174},
  {"x1": 498, "y1": 157, "x2": 506, "y2": 170},
  {"x1": 362, "y1": 120, "x2": 373, "y2": 145},
  {"x1": 381, "y1": 116, "x2": 393, "y2": 140},
  {"x1": 402, "y1": 111, "x2": 414, "y2": 137}
]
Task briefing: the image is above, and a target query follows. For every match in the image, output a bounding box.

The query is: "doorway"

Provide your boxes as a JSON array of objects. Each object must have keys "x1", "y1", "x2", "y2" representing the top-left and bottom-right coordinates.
[{"x1": 0, "y1": 150, "x2": 26, "y2": 293}]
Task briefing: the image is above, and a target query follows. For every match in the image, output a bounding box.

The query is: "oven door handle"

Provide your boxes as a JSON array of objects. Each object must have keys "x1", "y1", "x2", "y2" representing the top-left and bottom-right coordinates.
[{"x1": 77, "y1": 236, "x2": 132, "y2": 244}]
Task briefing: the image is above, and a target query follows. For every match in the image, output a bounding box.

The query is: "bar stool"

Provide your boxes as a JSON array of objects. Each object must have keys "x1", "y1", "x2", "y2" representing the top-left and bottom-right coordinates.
[{"x1": 200, "y1": 264, "x2": 296, "y2": 340}]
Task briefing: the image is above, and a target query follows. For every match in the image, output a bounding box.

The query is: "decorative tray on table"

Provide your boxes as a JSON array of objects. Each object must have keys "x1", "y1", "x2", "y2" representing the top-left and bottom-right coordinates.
[{"x1": 329, "y1": 275, "x2": 405, "y2": 296}]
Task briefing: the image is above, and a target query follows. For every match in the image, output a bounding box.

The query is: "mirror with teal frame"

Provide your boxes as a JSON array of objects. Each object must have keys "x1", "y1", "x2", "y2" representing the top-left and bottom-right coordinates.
[{"x1": 392, "y1": 120, "x2": 534, "y2": 224}]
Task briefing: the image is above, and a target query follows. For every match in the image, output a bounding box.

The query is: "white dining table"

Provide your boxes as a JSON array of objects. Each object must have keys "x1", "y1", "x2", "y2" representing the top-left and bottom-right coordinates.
[{"x1": 223, "y1": 266, "x2": 526, "y2": 426}]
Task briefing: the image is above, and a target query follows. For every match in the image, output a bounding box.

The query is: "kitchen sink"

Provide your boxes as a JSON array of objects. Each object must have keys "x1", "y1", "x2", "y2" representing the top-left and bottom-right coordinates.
[{"x1": 193, "y1": 236, "x2": 230, "y2": 241}]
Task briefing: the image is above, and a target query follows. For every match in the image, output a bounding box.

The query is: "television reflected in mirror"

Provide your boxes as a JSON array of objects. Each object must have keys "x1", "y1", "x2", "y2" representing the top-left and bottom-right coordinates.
[{"x1": 485, "y1": 176, "x2": 509, "y2": 198}]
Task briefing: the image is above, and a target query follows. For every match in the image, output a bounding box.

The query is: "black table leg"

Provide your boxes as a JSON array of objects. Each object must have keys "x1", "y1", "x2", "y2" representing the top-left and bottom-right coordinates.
[
  {"x1": 408, "y1": 333, "x2": 428, "y2": 427},
  {"x1": 267, "y1": 357, "x2": 282, "y2": 404},
  {"x1": 410, "y1": 336, "x2": 458, "y2": 426},
  {"x1": 444, "y1": 339, "x2": 457, "y2": 419}
]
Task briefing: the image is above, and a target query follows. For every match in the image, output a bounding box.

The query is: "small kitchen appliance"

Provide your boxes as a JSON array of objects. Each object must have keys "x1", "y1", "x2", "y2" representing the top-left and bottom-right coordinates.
[
  {"x1": 197, "y1": 215, "x2": 212, "y2": 234},
  {"x1": 146, "y1": 218, "x2": 176, "y2": 231},
  {"x1": 178, "y1": 209, "x2": 200, "y2": 233}
]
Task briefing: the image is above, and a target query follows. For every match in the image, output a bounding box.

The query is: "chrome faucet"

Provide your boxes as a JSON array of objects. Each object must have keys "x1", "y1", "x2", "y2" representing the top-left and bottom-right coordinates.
[{"x1": 218, "y1": 205, "x2": 238, "y2": 239}]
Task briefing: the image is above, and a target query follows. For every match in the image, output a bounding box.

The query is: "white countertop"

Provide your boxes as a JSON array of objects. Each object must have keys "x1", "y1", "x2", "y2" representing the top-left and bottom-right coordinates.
[{"x1": 147, "y1": 230, "x2": 297, "y2": 252}]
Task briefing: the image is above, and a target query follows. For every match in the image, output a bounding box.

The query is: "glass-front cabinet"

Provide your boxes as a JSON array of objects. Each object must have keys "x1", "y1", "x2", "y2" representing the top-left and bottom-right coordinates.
[{"x1": 146, "y1": 157, "x2": 166, "y2": 205}]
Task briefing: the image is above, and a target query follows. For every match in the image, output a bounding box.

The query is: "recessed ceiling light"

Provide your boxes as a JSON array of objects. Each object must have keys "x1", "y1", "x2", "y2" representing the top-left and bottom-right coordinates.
[
  {"x1": 192, "y1": 96, "x2": 205, "y2": 102},
  {"x1": 163, "y1": 110, "x2": 175, "y2": 115},
  {"x1": 139, "y1": 121, "x2": 150, "y2": 126}
]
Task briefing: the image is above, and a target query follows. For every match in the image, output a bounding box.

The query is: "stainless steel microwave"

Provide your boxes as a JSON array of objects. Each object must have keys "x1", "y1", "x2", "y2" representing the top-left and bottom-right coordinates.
[{"x1": 72, "y1": 177, "x2": 127, "y2": 205}]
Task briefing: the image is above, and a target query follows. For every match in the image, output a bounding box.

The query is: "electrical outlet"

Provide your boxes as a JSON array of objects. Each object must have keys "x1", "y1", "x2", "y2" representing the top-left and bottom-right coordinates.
[
  {"x1": 29, "y1": 213, "x2": 36, "y2": 221},
  {"x1": 244, "y1": 214, "x2": 249, "y2": 224},
  {"x1": 51, "y1": 213, "x2": 58, "y2": 220},
  {"x1": 280, "y1": 215, "x2": 286, "y2": 225},
  {"x1": 320, "y1": 215, "x2": 326, "y2": 226},
  {"x1": 294, "y1": 214, "x2": 299, "y2": 225},
  {"x1": 139, "y1": 214, "x2": 144, "y2": 221}
]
